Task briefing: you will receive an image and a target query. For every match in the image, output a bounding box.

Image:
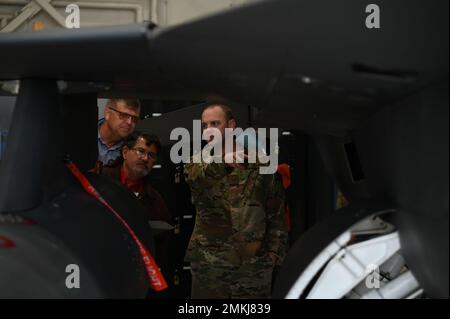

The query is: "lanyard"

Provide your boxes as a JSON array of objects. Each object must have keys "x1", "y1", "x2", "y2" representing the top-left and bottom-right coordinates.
[{"x1": 65, "y1": 160, "x2": 167, "y2": 292}]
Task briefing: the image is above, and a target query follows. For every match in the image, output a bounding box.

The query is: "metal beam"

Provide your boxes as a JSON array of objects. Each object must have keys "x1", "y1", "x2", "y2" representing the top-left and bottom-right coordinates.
[
  {"x1": 0, "y1": 1, "x2": 42, "y2": 33},
  {"x1": 34, "y1": 0, "x2": 65, "y2": 27},
  {"x1": 0, "y1": 0, "x2": 146, "y2": 32},
  {"x1": 0, "y1": 0, "x2": 66, "y2": 32}
]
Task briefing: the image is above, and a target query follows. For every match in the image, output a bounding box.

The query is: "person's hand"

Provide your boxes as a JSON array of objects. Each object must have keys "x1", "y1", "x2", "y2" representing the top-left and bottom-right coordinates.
[{"x1": 223, "y1": 150, "x2": 248, "y2": 170}]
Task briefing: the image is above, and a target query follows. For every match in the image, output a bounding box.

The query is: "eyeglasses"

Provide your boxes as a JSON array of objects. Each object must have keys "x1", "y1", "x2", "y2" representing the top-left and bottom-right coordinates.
[
  {"x1": 109, "y1": 107, "x2": 139, "y2": 123},
  {"x1": 131, "y1": 148, "x2": 158, "y2": 161}
]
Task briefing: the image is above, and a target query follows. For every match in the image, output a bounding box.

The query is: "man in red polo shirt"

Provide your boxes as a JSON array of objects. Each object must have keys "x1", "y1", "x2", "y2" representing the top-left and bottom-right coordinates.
[{"x1": 96, "y1": 131, "x2": 172, "y2": 288}]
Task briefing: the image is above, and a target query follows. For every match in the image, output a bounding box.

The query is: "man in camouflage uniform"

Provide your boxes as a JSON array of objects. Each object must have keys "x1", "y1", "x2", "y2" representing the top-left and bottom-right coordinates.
[{"x1": 184, "y1": 103, "x2": 288, "y2": 299}]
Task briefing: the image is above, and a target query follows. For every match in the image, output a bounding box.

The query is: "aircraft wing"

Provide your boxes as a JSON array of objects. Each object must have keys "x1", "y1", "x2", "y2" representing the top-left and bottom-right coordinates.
[{"x1": 0, "y1": 0, "x2": 448, "y2": 135}]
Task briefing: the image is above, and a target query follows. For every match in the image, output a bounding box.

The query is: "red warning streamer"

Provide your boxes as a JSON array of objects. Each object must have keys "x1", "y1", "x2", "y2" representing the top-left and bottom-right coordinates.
[{"x1": 65, "y1": 160, "x2": 167, "y2": 292}]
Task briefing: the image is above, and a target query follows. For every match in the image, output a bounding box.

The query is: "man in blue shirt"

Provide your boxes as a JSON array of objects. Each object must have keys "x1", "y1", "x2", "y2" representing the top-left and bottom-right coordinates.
[{"x1": 98, "y1": 98, "x2": 141, "y2": 166}]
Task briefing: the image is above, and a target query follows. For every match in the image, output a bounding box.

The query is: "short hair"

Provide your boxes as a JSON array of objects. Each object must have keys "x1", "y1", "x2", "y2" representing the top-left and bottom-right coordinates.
[
  {"x1": 123, "y1": 130, "x2": 161, "y2": 154},
  {"x1": 201, "y1": 102, "x2": 235, "y2": 123},
  {"x1": 106, "y1": 98, "x2": 141, "y2": 111}
]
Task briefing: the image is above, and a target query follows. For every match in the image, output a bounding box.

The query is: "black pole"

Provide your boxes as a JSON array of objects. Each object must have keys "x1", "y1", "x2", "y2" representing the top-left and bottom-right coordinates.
[{"x1": 0, "y1": 79, "x2": 59, "y2": 212}]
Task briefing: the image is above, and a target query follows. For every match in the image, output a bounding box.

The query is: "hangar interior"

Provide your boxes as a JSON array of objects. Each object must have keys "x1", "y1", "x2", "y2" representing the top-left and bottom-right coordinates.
[{"x1": 0, "y1": 0, "x2": 448, "y2": 299}]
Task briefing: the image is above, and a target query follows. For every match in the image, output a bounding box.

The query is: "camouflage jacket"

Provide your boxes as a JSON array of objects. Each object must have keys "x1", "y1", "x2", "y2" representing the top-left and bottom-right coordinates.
[{"x1": 184, "y1": 152, "x2": 288, "y2": 268}]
